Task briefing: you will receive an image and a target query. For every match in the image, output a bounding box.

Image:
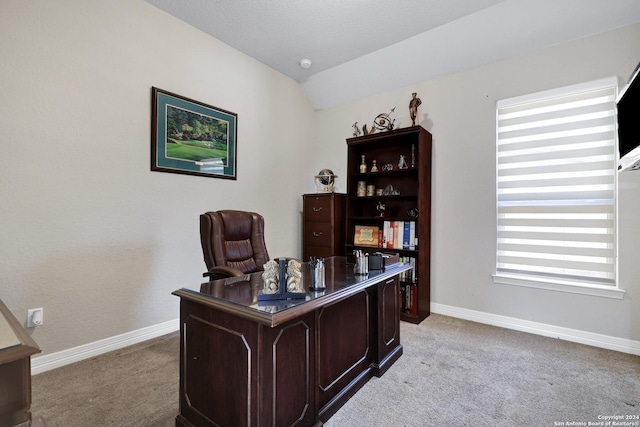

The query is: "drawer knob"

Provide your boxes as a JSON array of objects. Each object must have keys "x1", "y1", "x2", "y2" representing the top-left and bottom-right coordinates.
[
  {"x1": 313, "y1": 231, "x2": 323, "y2": 237},
  {"x1": 313, "y1": 207, "x2": 323, "y2": 212}
]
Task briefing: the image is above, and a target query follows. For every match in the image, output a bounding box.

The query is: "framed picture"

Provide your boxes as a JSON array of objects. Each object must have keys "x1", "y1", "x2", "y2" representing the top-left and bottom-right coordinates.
[
  {"x1": 354, "y1": 225, "x2": 380, "y2": 247},
  {"x1": 151, "y1": 87, "x2": 237, "y2": 179}
]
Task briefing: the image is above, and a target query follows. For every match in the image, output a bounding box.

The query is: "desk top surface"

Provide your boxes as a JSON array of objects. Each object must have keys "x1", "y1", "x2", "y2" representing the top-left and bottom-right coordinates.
[
  {"x1": 173, "y1": 256, "x2": 412, "y2": 327},
  {"x1": 0, "y1": 314, "x2": 20, "y2": 351}
]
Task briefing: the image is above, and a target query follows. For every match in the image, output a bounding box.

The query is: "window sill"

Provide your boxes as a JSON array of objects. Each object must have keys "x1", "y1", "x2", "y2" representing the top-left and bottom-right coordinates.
[{"x1": 492, "y1": 273, "x2": 625, "y2": 300}]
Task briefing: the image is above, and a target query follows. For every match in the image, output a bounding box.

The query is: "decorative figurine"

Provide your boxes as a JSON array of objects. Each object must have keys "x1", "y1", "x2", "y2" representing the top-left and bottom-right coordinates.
[
  {"x1": 382, "y1": 163, "x2": 394, "y2": 172},
  {"x1": 258, "y1": 258, "x2": 306, "y2": 302},
  {"x1": 362, "y1": 124, "x2": 376, "y2": 135},
  {"x1": 262, "y1": 260, "x2": 279, "y2": 294},
  {"x1": 370, "y1": 160, "x2": 378, "y2": 172},
  {"x1": 383, "y1": 184, "x2": 400, "y2": 196},
  {"x1": 407, "y1": 207, "x2": 419, "y2": 219},
  {"x1": 352, "y1": 122, "x2": 361, "y2": 137},
  {"x1": 373, "y1": 107, "x2": 396, "y2": 131},
  {"x1": 409, "y1": 92, "x2": 422, "y2": 126},
  {"x1": 286, "y1": 259, "x2": 304, "y2": 293},
  {"x1": 376, "y1": 201, "x2": 386, "y2": 217},
  {"x1": 398, "y1": 154, "x2": 408, "y2": 169},
  {"x1": 360, "y1": 155, "x2": 367, "y2": 173},
  {"x1": 366, "y1": 185, "x2": 375, "y2": 197}
]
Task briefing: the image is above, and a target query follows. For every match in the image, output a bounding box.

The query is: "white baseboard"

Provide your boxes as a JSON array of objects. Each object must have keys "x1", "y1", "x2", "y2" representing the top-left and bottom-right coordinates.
[
  {"x1": 30, "y1": 305, "x2": 639, "y2": 375},
  {"x1": 431, "y1": 302, "x2": 640, "y2": 356},
  {"x1": 31, "y1": 319, "x2": 179, "y2": 375}
]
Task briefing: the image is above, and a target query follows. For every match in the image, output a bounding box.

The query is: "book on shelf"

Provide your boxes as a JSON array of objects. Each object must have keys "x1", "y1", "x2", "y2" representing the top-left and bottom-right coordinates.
[
  {"x1": 403, "y1": 222, "x2": 410, "y2": 249},
  {"x1": 409, "y1": 222, "x2": 416, "y2": 250},
  {"x1": 400, "y1": 283, "x2": 408, "y2": 312},
  {"x1": 383, "y1": 221, "x2": 417, "y2": 250},
  {"x1": 394, "y1": 221, "x2": 401, "y2": 249},
  {"x1": 410, "y1": 284, "x2": 418, "y2": 316},
  {"x1": 400, "y1": 283, "x2": 418, "y2": 316},
  {"x1": 383, "y1": 221, "x2": 392, "y2": 248},
  {"x1": 399, "y1": 256, "x2": 417, "y2": 283}
]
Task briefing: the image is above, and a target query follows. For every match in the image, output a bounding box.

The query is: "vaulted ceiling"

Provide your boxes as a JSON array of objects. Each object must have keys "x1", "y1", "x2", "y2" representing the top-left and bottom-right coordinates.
[{"x1": 146, "y1": 0, "x2": 640, "y2": 109}]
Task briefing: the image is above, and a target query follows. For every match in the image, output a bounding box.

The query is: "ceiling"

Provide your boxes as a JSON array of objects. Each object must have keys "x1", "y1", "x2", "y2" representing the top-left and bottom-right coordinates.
[{"x1": 145, "y1": 0, "x2": 640, "y2": 109}]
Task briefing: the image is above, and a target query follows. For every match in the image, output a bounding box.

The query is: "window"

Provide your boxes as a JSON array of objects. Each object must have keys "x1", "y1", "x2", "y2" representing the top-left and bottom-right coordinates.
[{"x1": 494, "y1": 77, "x2": 624, "y2": 299}]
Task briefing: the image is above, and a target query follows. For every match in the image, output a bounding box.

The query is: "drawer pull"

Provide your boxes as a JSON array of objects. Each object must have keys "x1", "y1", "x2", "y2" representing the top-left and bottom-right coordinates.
[
  {"x1": 313, "y1": 231, "x2": 323, "y2": 237},
  {"x1": 313, "y1": 207, "x2": 323, "y2": 212}
]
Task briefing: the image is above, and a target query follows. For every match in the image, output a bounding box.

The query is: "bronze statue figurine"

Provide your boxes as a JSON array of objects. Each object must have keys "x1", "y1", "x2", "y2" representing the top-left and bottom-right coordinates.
[{"x1": 409, "y1": 92, "x2": 422, "y2": 126}]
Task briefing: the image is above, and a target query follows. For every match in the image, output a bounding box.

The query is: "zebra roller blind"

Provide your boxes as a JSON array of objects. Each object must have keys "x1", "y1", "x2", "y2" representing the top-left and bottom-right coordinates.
[{"x1": 496, "y1": 77, "x2": 618, "y2": 287}]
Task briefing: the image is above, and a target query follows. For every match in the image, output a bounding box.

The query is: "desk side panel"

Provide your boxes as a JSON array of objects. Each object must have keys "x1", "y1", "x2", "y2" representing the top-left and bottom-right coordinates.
[
  {"x1": 179, "y1": 299, "x2": 259, "y2": 427},
  {"x1": 261, "y1": 315, "x2": 316, "y2": 427},
  {"x1": 316, "y1": 289, "x2": 371, "y2": 418},
  {"x1": 373, "y1": 276, "x2": 403, "y2": 376}
]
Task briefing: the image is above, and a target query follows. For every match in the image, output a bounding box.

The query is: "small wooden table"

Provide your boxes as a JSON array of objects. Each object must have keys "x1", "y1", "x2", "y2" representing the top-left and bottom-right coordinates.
[
  {"x1": 0, "y1": 299, "x2": 41, "y2": 427},
  {"x1": 173, "y1": 256, "x2": 411, "y2": 426}
]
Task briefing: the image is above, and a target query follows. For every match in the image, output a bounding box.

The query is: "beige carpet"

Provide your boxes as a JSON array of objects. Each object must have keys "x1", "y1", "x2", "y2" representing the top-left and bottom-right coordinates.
[
  {"x1": 31, "y1": 315, "x2": 640, "y2": 426},
  {"x1": 31, "y1": 332, "x2": 178, "y2": 427},
  {"x1": 325, "y1": 316, "x2": 640, "y2": 426}
]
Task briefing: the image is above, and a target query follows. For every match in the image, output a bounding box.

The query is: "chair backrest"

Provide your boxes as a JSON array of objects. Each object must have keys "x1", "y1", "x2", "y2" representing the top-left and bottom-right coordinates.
[{"x1": 200, "y1": 210, "x2": 270, "y2": 274}]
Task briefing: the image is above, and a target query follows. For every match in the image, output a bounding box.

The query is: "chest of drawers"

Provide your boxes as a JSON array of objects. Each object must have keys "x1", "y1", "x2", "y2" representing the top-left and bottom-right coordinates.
[{"x1": 302, "y1": 193, "x2": 346, "y2": 261}]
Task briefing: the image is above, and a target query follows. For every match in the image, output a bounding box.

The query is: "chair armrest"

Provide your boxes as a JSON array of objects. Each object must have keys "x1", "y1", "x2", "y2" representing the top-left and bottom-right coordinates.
[{"x1": 203, "y1": 266, "x2": 245, "y2": 281}]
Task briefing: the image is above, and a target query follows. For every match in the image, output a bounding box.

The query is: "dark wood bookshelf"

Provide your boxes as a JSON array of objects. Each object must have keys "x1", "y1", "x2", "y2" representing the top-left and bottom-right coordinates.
[{"x1": 345, "y1": 125, "x2": 432, "y2": 323}]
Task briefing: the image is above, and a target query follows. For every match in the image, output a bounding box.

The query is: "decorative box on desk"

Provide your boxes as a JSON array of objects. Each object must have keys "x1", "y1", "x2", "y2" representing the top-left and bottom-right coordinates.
[
  {"x1": 345, "y1": 125, "x2": 432, "y2": 324},
  {"x1": 302, "y1": 193, "x2": 346, "y2": 261}
]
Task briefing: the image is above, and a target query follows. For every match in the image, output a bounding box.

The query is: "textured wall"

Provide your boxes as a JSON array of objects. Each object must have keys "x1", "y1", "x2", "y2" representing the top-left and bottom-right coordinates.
[
  {"x1": 2, "y1": 0, "x2": 639, "y2": 359},
  {"x1": 0, "y1": 0, "x2": 315, "y2": 355},
  {"x1": 315, "y1": 23, "x2": 640, "y2": 342}
]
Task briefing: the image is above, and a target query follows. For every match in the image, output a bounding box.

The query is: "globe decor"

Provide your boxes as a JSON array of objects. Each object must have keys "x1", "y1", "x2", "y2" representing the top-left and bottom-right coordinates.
[{"x1": 314, "y1": 169, "x2": 338, "y2": 193}]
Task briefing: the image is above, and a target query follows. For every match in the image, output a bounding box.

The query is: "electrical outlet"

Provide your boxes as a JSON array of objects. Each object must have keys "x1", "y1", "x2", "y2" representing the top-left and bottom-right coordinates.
[{"x1": 27, "y1": 308, "x2": 44, "y2": 328}]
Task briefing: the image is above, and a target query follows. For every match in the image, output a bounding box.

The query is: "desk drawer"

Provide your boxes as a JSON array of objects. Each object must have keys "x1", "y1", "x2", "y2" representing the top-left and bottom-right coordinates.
[
  {"x1": 304, "y1": 222, "x2": 333, "y2": 247},
  {"x1": 304, "y1": 196, "x2": 332, "y2": 221}
]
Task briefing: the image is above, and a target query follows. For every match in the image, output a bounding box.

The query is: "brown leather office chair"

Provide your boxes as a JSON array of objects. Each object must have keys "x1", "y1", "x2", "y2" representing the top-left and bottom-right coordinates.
[{"x1": 200, "y1": 210, "x2": 271, "y2": 281}]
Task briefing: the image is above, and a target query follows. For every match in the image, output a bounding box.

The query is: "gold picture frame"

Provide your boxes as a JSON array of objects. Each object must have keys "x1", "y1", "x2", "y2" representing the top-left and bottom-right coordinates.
[{"x1": 354, "y1": 225, "x2": 379, "y2": 247}]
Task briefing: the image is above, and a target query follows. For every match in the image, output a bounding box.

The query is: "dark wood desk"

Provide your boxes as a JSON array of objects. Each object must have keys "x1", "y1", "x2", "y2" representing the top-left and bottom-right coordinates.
[
  {"x1": 173, "y1": 256, "x2": 412, "y2": 427},
  {"x1": 0, "y1": 299, "x2": 41, "y2": 427}
]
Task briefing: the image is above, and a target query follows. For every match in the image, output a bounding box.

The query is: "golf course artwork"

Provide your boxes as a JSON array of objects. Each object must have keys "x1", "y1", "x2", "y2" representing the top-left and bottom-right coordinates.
[{"x1": 151, "y1": 87, "x2": 237, "y2": 179}]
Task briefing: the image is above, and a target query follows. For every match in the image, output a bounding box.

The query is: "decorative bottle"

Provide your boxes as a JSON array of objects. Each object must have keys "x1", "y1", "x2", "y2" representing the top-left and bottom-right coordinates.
[{"x1": 359, "y1": 155, "x2": 367, "y2": 173}]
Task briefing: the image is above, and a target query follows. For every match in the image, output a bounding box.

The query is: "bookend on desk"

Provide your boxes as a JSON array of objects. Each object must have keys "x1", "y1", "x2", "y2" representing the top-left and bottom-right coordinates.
[{"x1": 258, "y1": 258, "x2": 306, "y2": 303}]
